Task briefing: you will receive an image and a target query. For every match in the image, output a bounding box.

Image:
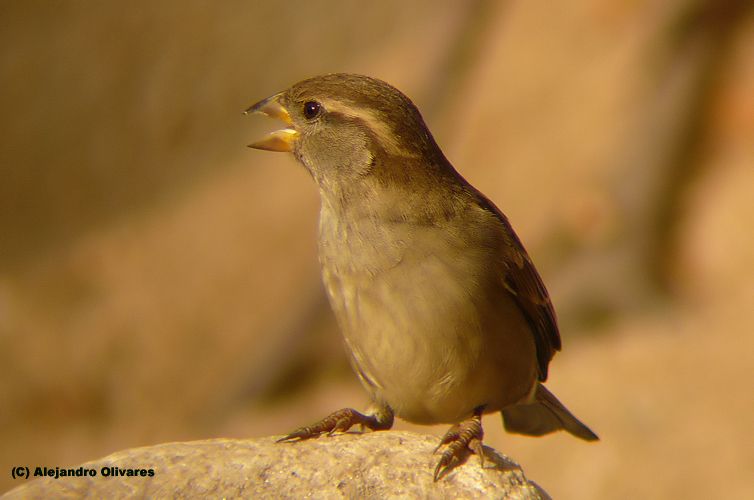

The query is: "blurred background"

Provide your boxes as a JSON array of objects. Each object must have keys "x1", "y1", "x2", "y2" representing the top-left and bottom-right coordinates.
[{"x1": 1, "y1": 1, "x2": 752, "y2": 498}]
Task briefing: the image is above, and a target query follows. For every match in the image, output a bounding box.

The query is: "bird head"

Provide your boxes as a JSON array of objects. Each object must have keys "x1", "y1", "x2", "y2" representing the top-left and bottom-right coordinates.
[{"x1": 245, "y1": 74, "x2": 447, "y2": 193}]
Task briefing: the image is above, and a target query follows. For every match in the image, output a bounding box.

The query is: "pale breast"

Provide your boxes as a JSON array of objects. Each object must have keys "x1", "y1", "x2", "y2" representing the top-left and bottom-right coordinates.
[{"x1": 317, "y1": 201, "x2": 538, "y2": 424}]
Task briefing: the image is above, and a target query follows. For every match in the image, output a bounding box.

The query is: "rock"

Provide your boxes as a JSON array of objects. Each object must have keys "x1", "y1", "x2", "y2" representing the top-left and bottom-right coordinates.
[{"x1": 4, "y1": 431, "x2": 548, "y2": 499}]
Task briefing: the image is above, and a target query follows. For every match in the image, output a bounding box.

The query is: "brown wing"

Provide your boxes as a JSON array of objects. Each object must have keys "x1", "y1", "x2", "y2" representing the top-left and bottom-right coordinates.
[{"x1": 478, "y1": 197, "x2": 562, "y2": 381}]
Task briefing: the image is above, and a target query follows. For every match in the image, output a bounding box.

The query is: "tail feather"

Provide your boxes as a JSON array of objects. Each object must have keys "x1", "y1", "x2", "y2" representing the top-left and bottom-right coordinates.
[{"x1": 502, "y1": 384, "x2": 598, "y2": 441}]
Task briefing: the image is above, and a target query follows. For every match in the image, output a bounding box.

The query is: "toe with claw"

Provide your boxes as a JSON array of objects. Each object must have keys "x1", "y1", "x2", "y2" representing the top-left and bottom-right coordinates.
[
  {"x1": 277, "y1": 407, "x2": 393, "y2": 442},
  {"x1": 433, "y1": 407, "x2": 486, "y2": 481}
]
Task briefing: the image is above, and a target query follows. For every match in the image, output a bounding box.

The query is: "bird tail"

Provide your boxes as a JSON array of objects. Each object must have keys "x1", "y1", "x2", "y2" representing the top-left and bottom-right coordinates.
[{"x1": 501, "y1": 384, "x2": 598, "y2": 441}]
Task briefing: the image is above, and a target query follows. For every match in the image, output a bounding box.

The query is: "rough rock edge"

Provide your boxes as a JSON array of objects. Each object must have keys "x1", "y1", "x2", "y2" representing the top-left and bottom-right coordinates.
[{"x1": 4, "y1": 431, "x2": 549, "y2": 499}]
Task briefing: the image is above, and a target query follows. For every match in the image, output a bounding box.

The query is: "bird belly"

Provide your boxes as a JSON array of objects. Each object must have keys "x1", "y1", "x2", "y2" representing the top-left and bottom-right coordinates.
[{"x1": 320, "y1": 227, "x2": 537, "y2": 424}]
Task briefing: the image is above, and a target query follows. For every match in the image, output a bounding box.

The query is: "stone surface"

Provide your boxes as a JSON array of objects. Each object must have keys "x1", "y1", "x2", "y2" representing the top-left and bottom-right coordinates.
[{"x1": 4, "y1": 431, "x2": 547, "y2": 499}]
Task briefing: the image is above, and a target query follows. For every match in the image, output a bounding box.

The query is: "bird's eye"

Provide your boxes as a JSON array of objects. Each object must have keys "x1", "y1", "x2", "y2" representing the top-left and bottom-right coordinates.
[{"x1": 303, "y1": 101, "x2": 321, "y2": 120}]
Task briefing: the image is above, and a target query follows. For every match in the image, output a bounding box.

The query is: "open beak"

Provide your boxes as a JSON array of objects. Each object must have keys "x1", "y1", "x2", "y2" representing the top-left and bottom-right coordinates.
[{"x1": 244, "y1": 93, "x2": 299, "y2": 152}]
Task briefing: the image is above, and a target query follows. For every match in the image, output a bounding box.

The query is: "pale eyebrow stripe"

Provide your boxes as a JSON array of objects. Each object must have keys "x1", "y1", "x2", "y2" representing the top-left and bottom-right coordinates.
[{"x1": 319, "y1": 98, "x2": 418, "y2": 157}]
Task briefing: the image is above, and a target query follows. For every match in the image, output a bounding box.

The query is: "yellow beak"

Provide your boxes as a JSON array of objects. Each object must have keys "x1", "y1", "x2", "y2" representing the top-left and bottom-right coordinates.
[{"x1": 244, "y1": 94, "x2": 299, "y2": 152}]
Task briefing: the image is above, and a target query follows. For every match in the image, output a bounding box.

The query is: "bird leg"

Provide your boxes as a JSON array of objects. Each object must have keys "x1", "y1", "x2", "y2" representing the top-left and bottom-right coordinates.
[
  {"x1": 277, "y1": 406, "x2": 394, "y2": 442},
  {"x1": 433, "y1": 406, "x2": 485, "y2": 481}
]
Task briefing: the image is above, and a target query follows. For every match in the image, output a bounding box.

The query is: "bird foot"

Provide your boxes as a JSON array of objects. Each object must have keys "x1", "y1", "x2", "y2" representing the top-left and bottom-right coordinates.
[
  {"x1": 433, "y1": 408, "x2": 485, "y2": 481},
  {"x1": 277, "y1": 408, "x2": 389, "y2": 442}
]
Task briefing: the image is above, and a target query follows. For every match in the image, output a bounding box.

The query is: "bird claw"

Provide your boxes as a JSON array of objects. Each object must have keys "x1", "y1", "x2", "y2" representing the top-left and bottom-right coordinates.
[
  {"x1": 433, "y1": 409, "x2": 485, "y2": 481},
  {"x1": 277, "y1": 408, "x2": 382, "y2": 443},
  {"x1": 276, "y1": 426, "x2": 317, "y2": 442},
  {"x1": 433, "y1": 424, "x2": 460, "y2": 453}
]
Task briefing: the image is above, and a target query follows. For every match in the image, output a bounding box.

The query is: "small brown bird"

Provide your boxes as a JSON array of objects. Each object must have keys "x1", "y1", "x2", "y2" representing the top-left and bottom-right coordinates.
[{"x1": 246, "y1": 73, "x2": 597, "y2": 480}]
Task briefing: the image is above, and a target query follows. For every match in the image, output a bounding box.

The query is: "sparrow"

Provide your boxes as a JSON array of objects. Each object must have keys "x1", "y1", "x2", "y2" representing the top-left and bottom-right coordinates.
[{"x1": 245, "y1": 73, "x2": 597, "y2": 480}]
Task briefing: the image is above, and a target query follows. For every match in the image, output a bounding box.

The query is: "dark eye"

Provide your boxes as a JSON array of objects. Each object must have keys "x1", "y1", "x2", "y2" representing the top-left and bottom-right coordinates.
[{"x1": 303, "y1": 101, "x2": 321, "y2": 120}]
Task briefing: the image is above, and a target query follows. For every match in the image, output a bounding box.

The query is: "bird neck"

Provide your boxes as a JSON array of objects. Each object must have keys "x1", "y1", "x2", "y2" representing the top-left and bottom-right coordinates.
[{"x1": 317, "y1": 157, "x2": 471, "y2": 228}]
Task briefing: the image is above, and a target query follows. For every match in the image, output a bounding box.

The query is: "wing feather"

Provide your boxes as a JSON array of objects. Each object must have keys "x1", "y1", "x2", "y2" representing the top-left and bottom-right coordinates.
[{"x1": 477, "y1": 197, "x2": 561, "y2": 381}]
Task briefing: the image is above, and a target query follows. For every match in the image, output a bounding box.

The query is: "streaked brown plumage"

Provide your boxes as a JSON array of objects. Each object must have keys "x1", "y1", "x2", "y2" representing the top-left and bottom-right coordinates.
[{"x1": 246, "y1": 73, "x2": 597, "y2": 480}]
